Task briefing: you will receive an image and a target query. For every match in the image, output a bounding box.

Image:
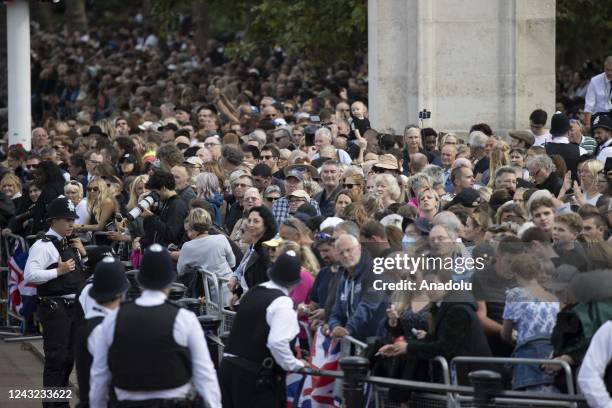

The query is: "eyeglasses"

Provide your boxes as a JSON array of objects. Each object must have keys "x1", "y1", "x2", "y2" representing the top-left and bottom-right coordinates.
[
  {"x1": 204, "y1": 143, "x2": 220, "y2": 148},
  {"x1": 26, "y1": 164, "x2": 39, "y2": 169},
  {"x1": 265, "y1": 196, "x2": 280, "y2": 202},
  {"x1": 87, "y1": 186, "x2": 100, "y2": 192},
  {"x1": 344, "y1": 183, "x2": 360, "y2": 189},
  {"x1": 244, "y1": 196, "x2": 259, "y2": 202},
  {"x1": 65, "y1": 181, "x2": 80, "y2": 186},
  {"x1": 233, "y1": 183, "x2": 250, "y2": 188}
]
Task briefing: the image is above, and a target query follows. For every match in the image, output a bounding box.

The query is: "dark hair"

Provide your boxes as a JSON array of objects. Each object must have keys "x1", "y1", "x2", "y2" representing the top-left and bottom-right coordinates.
[
  {"x1": 69, "y1": 154, "x2": 87, "y2": 175},
  {"x1": 360, "y1": 220, "x2": 387, "y2": 240},
  {"x1": 248, "y1": 206, "x2": 278, "y2": 244},
  {"x1": 469, "y1": 123, "x2": 493, "y2": 136},
  {"x1": 261, "y1": 144, "x2": 280, "y2": 158},
  {"x1": 529, "y1": 109, "x2": 548, "y2": 126},
  {"x1": 521, "y1": 227, "x2": 550, "y2": 244},
  {"x1": 222, "y1": 145, "x2": 244, "y2": 166},
  {"x1": 36, "y1": 161, "x2": 65, "y2": 184},
  {"x1": 156, "y1": 144, "x2": 183, "y2": 168},
  {"x1": 241, "y1": 144, "x2": 261, "y2": 159},
  {"x1": 421, "y1": 127, "x2": 438, "y2": 138},
  {"x1": 114, "y1": 136, "x2": 136, "y2": 156},
  {"x1": 145, "y1": 170, "x2": 176, "y2": 190},
  {"x1": 252, "y1": 163, "x2": 272, "y2": 178},
  {"x1": 497, "y1": 235, "x2": 523, "y2": 255}
]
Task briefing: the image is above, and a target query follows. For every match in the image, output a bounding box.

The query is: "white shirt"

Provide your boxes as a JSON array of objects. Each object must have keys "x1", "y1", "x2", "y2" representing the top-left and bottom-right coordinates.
[
  {"x1": 224, "y1": 280, "x2": 305, "y2": 372},
  {"x1": 24, "y1": 228, "x2": 66, "y2": 285},
  {"x1": 532, "y1": 132, "x2": 552, "y2": 147},
  {"x1": 75, "y1": 199, "x2": 90, "y2": 225},
  {"x1": 597, "y1": 139, "x2": 612, "y2": 163},
  {"x1": 577, "y1": 321, "x2": 612, "y2": 408},
  {"x1": 585, "y1": 72, "x2": 612, "y2": 114},
  {"x1": 547, "y1": 136, "x2": 588, "y2": 155},
  {"x1": 311, "y1": 148, "x2": 352, "y2": 165},
  {"x1": 89, "y1": 290, "x2": 222, "y2": 408}
]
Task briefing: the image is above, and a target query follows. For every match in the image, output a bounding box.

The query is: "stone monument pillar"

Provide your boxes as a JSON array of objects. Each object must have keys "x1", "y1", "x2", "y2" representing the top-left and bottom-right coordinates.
[{"x1": 368, "y1": 0, "x2": 556, "y2": 136}]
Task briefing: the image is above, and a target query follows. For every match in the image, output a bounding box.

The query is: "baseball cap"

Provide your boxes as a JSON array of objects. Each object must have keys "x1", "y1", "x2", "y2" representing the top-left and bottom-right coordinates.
[{"x1": 289, "y1": 190, "x2": 310, "y2": 201}]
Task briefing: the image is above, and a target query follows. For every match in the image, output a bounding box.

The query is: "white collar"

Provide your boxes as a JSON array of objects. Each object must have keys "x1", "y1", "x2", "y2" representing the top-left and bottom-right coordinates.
[
  {"x1": 87, "y1": 304, "x2": 113, "y2": 319},
  {"x1": 135, "y1": 289, "x2": 168, "y2": 306},
  {"x1": 46, "y1": 228, "x2": 64, "y2": 239},
  {"x1": 550, "y1": 136, "x2": 569, "y2": 144},
  {"x1": 261, "y1": 280, "x2": 290, "y2": 296}
]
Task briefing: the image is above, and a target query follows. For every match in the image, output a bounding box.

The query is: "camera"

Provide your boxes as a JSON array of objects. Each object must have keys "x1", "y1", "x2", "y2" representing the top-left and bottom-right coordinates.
[
  {"x1": 419, "y1": 109, "x2": 431, "y2": 120},
  {"x1": 127, "y1": 191, "x2": 160, "y2": 221}
]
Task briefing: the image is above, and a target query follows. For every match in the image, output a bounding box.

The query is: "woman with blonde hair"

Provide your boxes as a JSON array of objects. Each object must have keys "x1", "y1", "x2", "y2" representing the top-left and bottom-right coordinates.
[
  {"x1": 64, "y1": 180, "x2": 89, "y2": 225},
  {"x1": 177, "y1": 207, "x2": 236, "y2": 305},
  {"x1": 486, "y1": 141, "x2": 511, "y2": 187},
  {"x1": 375, "y1": 173, "x2": 401, "y2": 209},
  {"x1": 126, "y1": 175, "x2": 150, "y2": 211},
  {"x1": 417, "y1": 187, "x2": 440, "y2": 220},
  {"x1": 75, "y1": 177, "x2": 118, "y2": 240},
  {"x1": 0, "y1": 173, "x2": 22, "y2": 204},
  {"x1": 575, "y1": 159, "x2": 605, "y2": 207}
]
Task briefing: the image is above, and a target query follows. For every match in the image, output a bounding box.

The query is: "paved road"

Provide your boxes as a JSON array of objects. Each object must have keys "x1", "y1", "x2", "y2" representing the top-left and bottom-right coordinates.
[{"x1": 0, "y1": 340, "x2": 77, "y2": 407}]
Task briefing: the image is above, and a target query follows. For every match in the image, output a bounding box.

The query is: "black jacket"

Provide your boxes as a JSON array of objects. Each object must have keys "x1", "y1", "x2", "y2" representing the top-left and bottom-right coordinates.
[
  {"x1": 536, "y1": 172, "x2": 564, "y2": 197},
  {"x1": 142, "y1": 194, "x2": 188, "y2": 246},
  {"x1": 0, "y1": 192, "x2": 15, "y2": 229},
  {"x1": 406, "y1": 291, "x2": 492, "y2": 385},
  {"x1": 242, "y1": 241, "x2": 272, "y2": 290},
  {"x1": 30, "y1": 181, "x2": 64, "y2": 233}
]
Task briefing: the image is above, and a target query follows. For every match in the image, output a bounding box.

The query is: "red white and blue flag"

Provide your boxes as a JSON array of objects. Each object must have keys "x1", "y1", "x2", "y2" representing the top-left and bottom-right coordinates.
[
  {"x1": 8, "y1": 247, "x2": 37, "y2": 318},
  {"x1": 297, "y1": 327, "x2": 342, "y2": 408}
]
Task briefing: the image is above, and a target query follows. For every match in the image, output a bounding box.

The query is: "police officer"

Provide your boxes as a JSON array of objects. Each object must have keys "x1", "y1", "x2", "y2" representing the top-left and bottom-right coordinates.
[
  {"x1": 24, "y1": 196, "x2": 86, "y2": 408},
  {"x1": 89, "y1": 244, "x2": 221, "y2": 408},
  {"x1": 219, "y1": 250, "x2": 309, "y2": 408},
  {"x1": 75, "y1": 256, "x2": 129, "y2": 407}
]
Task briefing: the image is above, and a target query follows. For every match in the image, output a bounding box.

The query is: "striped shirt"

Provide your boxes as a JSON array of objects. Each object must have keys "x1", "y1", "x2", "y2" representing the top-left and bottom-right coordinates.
[{"x1": 579, "y1": 135, "x2": 598, "y2": 155}]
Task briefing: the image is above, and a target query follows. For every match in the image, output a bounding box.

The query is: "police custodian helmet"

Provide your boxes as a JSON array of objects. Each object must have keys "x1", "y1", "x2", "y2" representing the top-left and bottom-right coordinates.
[{"x1": 46, "y1": 196, "x2": 78, "y2": 221}]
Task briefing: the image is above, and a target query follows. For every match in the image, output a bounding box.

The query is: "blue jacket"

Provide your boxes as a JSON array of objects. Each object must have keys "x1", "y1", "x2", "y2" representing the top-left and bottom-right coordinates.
[
  {"x1": 328, "y1": 252, "x2": 388, "y2": 341},
  {"x1": 206, "y1": 192, "x2": 224, "y2": 226}
]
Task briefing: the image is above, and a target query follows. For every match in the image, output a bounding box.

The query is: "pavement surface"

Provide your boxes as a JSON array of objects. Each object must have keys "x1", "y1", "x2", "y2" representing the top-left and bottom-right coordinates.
[{"x1": 0, "y1": 337, "x2": 77, "y2": 407}]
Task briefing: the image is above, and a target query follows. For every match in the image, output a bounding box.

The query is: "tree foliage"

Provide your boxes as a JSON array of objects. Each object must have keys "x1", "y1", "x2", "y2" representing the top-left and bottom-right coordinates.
[
  {"x1": 557, "y1": 0, "x2": 612, "y2": 69},
  {"x1": 151, "y1": 0, "x2": 367, "y2": 65}
]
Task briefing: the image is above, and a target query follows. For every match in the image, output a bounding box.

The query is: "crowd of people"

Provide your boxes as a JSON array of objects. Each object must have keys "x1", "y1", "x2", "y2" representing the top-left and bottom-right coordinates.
[{"x1": 3, "y1": 18, "x2": 612, "y2": 408}]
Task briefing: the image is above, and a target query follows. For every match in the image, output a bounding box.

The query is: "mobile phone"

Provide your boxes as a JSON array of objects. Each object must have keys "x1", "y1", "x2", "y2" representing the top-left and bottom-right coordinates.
[{"x1": 310, "y1": 115, "x2": 321, "y2": 123}]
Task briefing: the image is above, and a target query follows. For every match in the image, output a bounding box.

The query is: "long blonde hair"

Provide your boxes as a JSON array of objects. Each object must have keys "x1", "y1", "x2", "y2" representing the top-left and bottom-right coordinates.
[
  {"x1": 127, "y1": 175, "x2": 149, "y2": 210},
  {"x1": 87, "y1": 177, "x2": 114, "y2": 221},
  {"x1": 487, "y1": 141, "x2": 510, "y2": 187},
  {"x1": 277, "y1": 240, "x2": 320, "y2": 277}
]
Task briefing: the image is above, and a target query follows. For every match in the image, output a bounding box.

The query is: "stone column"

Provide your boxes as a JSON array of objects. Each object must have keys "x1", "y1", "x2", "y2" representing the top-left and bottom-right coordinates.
[{"x1": 368, "y1": 0, "x2": 556, "y2": 136}]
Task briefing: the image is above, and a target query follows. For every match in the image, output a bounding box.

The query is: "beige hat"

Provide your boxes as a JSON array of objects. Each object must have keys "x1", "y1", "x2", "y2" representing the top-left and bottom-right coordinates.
[
  {"x1": 184, "y1": 156, "x2": 203, "y2": 167},
  {"x1": 175, "y1": 136, "x2": 191, "y2": 146},
  {"x1": 508, "y1": 130, "x2": 535, "y2": 147},
  {"x1": 374, "y1": 154, "x2": 400, "y2": 171},
  {"x1": 289, "y1": 189, "x2": 311, "y2": 201}
]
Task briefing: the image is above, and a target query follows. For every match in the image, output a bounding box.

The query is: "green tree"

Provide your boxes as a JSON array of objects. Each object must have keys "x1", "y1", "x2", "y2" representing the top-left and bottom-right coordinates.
[
  {"x1": 151, "y1": 0, "x2": 367, "y2": 65},
  {"x1": 557, "y1": 0, "x2": 612, "y2": 69}
]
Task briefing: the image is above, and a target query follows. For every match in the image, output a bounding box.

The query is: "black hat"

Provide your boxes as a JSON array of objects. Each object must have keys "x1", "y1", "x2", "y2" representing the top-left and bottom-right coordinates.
[
  {"x1": 85, "y1": 125, "x2": 105, "y2": 137},
  {"x1": 85, "y1": 245, "x2": 114, "y2": 268},
  {"x1": 119, "y1": 153, "x2": 137, "y2": 164},
  {"x1": 268, "y1": 250, "x2": 302, "y2": 287},
  {"x1": 137, "y1": 244, "x2": 176, "y2": 290},
  {"x1": 89, "y1": 256, "x2": 129, "y2": 303},
  {"x1": 443, "y1": 188, "x2": 481, "y2": 210},
  {"x1": 550, "y1": 112, "x2": 570, "y2": 137},
  {"x1": 46, "y1": 196, "x2": 77, "y2": 221},
  {"x1": 592, "y1": 115, "x2": 612, "y2": 132},
  {"x1": 158, "y1": 123, "x2": 179, "y2": 132}
]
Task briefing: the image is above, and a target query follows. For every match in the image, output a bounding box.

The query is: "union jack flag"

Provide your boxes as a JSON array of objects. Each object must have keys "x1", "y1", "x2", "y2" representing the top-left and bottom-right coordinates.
[{"x1": 8, "y1": 247, "x2": 37, "y2": 318}]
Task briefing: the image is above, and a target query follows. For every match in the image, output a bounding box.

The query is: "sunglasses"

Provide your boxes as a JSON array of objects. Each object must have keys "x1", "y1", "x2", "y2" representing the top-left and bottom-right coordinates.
[
  {"x1": 233, "y1": 183, "x2": 250, "y2": 188},
  {"x1": 26, "y1": 164, "x2": 39, "y2": 169},
  {"x1": 315, "y1": 232, "x2": 335, "y2": 243},
  {"x1": 344, "y1": 183, "x2": 359, "y2": 189},
  {"x1": 265, "y1": 196, "x2": 279, "y2": 202},
  {"x1": 87, "y1": 186, "x2": 100, "y2": 192}
]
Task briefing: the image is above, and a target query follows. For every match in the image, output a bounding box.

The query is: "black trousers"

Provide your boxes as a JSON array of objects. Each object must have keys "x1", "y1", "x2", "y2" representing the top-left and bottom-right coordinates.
[
  {"x1": 218, "y1": 358, "x2": 285, "y2": 408},
  {"x1": 37, "y1": 299, "x2": 76, "y2": 408}
]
